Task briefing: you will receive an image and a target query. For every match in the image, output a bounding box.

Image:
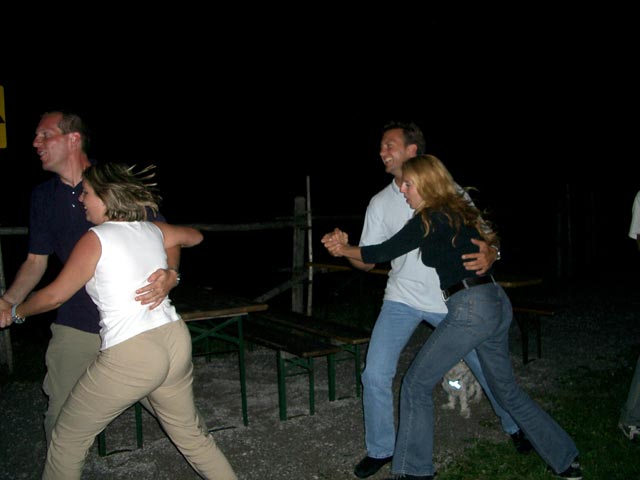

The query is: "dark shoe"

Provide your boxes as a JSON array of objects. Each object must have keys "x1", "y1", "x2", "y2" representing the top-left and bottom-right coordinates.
[
  {"x1": 382, "y1": 475, "x2": 435, "y2": 480},
  {"x1": 510, "y1": 429, "x2": 533, "y2": 454},
  {"x1": 354, "y1": 455, "x2": 392, "y2": 478},
  {"x1": 553, "y1": 458, "x2": 583, "y2": 479}
]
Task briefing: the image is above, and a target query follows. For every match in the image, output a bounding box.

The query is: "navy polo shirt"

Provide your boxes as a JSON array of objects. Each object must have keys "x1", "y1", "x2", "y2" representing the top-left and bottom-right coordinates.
[{"x1": 29, "y1": 175, "x2": 166, "y2": 334}]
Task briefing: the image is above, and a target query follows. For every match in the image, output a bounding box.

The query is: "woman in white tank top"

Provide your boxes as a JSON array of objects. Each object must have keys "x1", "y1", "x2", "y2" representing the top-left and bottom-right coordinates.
[{"x1": 3, "y1": 163, "x2": 237, "y2": 480}]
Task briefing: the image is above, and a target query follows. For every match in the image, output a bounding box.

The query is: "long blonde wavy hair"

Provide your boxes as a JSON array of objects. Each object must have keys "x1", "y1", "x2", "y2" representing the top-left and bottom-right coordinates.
[{"x1": 402, "y1": 154, "x2": 499, "y2": 247}]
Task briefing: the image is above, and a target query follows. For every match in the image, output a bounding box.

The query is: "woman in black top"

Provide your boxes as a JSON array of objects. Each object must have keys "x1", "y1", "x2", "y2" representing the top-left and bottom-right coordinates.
[{"x1": 321, "y1": 154, "x2": 581, "y2": 480}]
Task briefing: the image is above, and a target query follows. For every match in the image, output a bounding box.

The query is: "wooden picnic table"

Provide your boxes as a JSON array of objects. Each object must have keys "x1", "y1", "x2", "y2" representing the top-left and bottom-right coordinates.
[{"x1": 170, "y1": 285, "x2": 269, "y2": 426}]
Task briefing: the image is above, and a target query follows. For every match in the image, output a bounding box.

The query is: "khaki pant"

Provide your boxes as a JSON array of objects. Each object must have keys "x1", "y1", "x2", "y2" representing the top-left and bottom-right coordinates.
[
  {"x1": 43, "y1": 322, "x2": 209, "y2": 449},
  {"x1": 42, "y1": 321, "x2": 236, "y2": 480},
  {"x1": 43, "y1": 323, "x2": 101, "y2": 446}
]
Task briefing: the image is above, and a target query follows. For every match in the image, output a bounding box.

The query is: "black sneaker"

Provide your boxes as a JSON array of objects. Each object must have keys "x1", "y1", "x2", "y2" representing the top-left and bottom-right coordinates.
[
  {"x1": 510, "y1": 429, "x2": 533, "y2": 454},
  {"x1": 354, "y1": 455, "x2": 393, "y2": 478},
  {"x1": 554, "y1": 459, "x2": 583, "y2": 479},
  {"x1": 383, "y1": 475, "x2": 435, "y2": 480}
]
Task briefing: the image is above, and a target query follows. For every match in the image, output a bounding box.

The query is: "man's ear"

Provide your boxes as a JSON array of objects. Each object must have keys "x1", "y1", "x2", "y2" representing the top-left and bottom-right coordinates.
[
  {"x1": 407, "y1": 143, "x2": 418, "y2": 157},
  {"x1": 68, "y1": 132, "x2": 81, "y2": 147}
]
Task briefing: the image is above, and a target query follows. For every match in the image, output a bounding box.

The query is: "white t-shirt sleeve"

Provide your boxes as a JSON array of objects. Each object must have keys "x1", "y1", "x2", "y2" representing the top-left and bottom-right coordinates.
[{"x1": 629, "y1": 191, "x2": 640, "y2": 240}]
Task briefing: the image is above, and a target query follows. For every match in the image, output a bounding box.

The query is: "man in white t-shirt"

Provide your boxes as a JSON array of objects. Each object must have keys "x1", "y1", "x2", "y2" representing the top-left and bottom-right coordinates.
[
  {"x1": 618, "y1": 190, "x2": 640, "y2": 442},
  {"x1": 628, "y1": 190, "x2": 640, "y2": 251},
  {"x1": 328, "y1": 121, "x2": 532, "y2": 478}
]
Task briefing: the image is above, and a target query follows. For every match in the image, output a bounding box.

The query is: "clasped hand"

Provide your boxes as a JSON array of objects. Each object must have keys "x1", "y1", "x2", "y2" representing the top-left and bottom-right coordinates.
[
  {"x1": 0, "y1": 301, "x2": 12, "y2": 329},
  {"x1": 321, "y1": 228, "x2": 349, "y2": 257}
]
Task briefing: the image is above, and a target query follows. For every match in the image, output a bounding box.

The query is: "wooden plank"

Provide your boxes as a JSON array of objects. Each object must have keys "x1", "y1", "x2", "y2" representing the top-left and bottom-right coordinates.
[
  {"x1": 244, "y1": 320, "x2": 341, "y2": 358},
  {"x1": 306, "y1": 262, "x2": 391, "y2": 276},
  {"x1": 255, "y1": 311, "x2": 371, "y2": 345},
  {"x1": 513, "y1": 304, "x2": 561, "y2": 316},
  {"x1": 498, "y1": 275, "x2": 543, "y2": 289},
  {"x1": 171, "y1": 285, "x2": 268, "y2": 321}
]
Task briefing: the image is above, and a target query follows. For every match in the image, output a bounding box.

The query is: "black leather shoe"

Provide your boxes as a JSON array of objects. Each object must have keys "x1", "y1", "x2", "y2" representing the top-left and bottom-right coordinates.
[
  {"x1": 382, "y1": 475, "x2": 435, "y2": 480},
  {"x1": 354, "y1": 455, "x2": 393, "y2": 478},
  {"x1": 510, "y1": 429, "x2": 533, "y2": 454}
]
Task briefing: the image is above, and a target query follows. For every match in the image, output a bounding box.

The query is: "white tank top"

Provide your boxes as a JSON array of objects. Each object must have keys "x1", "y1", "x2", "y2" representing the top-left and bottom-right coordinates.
[{"x1": 87, "y1": 221, "x2": 180, "y2": 349}]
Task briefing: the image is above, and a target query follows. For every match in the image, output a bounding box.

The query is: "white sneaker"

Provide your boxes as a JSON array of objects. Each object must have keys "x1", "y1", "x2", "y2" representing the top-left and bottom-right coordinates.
[{"x1": 618, "y1": 422, "x2": 640, "y2": 440}]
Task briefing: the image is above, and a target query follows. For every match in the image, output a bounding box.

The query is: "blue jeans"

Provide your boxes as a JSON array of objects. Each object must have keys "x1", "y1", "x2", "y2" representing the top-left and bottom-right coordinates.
[
  {"x1": 620, "y1": 354, "x2": 640, "y2": 426},
  {"x1": 361, "y1": 300, "x2": 519, "y2": 459},
  {"x1": 391, "y1": 284, "x2": 579, "y2": 477}
]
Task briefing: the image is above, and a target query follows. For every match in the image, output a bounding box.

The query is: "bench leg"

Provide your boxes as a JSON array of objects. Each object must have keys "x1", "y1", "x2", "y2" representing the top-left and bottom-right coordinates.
[
  {"x1": 135, "y1": 402, "x2": 143, "y2": 449},
  {"x1": 276, "y1": 352, "x2": 318, "y2": 421},
  {"x1": 533, "y1": 317, "x2": 542, "y2": 360},
  {"x1": 516, "y1": 314, "x2": 543, "y2": 365},
  {"x1": 98, "y1": 430, "x2": 107, "y2": 457},
  {"x1": 354, "y1": 345, "x2": 362, "y2": 398},
  {"x1": 516, "y1": 315, "x2": 530, "y2": 365},
  {"x1": 97, "y1": 402, "x2": 144, "y2": 457},
  {"x1": 308, "y1": 357, "x2": 315, "y2": 416},
  {"x1": 276, "y1": 351, "x2": 288, "y2": 421},
  {"x1": 327, "y1": 354, "x2": 336, "y2": 401},
  {"x1": 334, "y1": 344, "x2": 364, "y2": 398},
  {"x1": 237, "y1": 325, "x2": 248, "y2": 427}
]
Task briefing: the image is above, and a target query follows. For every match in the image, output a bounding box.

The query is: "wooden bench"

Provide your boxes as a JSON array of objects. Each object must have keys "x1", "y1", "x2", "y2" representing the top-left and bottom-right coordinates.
[
  {"x1": 512, "y1": 302, "x2": 563, "y2": 365},
  {"x1": 97, "y1": 402, "x2": 143, "y2": 456},
  {"x1": 252, "y1": 310, "x2": 371, "y2": 398},
  {"x1": 242, "y1": 317, "x2": 343, "y2": 421}
]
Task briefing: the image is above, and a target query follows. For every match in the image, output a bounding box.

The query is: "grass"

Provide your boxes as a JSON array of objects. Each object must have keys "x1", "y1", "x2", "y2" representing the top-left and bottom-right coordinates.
[
  {"x1": 436, "y1": 349, "x2": 640, "y2": 480},
  {"x1": 310, "y1": 272, "x2": 640, "y2": 479}
]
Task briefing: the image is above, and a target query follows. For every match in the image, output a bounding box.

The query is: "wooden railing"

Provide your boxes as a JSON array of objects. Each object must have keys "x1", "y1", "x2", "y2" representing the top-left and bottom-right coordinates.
[{"x1": 0, "y1": 200, "x2": 362, "y2": 373}]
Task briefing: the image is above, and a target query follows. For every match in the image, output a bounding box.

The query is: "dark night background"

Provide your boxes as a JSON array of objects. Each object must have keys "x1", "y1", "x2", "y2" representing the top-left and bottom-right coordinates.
[{"x1": 0, "y1": 12, "x2": 637, "y2": 289}]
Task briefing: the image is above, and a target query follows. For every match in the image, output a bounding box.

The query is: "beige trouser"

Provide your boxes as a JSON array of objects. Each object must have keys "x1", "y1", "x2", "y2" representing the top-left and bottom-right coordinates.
[
  {"x1": 43, "y1": 323, "x2": 102, "y2": 446},
  {"x1": 43, "y1": 323, "x2": 209, "y2": 448},
  {"x1": 42, "y1": 320, "x2": 236, "y2": 480}
]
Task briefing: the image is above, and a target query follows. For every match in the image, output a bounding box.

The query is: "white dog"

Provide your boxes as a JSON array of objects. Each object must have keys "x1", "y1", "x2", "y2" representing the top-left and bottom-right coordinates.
[{"x1": 441, "y1": 359, "x2": 483, "y2": 418}]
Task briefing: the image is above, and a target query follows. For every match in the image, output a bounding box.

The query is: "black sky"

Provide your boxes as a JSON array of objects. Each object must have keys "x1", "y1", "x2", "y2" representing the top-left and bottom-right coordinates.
[{"x1": 1, "y1": 14, "x2": 635, "y2": 277}]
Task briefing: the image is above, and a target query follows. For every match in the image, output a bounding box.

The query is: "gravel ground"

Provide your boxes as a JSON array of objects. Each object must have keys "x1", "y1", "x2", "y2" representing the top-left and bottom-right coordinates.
[{"x1": 1, "y1": 277, "x2": 638, "y2": 480}]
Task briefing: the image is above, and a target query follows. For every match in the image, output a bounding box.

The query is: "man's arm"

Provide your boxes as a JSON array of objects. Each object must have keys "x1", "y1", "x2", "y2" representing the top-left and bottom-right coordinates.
[
  {"x1": 461, "y1": 238, "x2": 498, "y2": 275},
  {"x1": 0, "y1": 253, "x2": 49, "y2": 311},
  {"x1": 0, "y1": 234, "x2": 98, "y2": 328},
  {"x1": 135, "y1": 245, "x2": 181, "y2": 309},
  {"x1": 344, "y1": 250, "x2": 376, "y2": 272},
  {"x1": 322, "y1": 229, "x2": 374, "y2": 271},
  {"x1": 456, "y1": 185, "x2": 499, "y2": 275}
]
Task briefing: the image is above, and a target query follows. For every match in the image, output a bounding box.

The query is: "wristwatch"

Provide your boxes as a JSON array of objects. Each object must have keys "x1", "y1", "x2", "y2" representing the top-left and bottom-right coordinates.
[
  {"x1": 169, "y1": 267, "x2": 181, "y2": 286},
  {"x1": 11, "y1": 304, "x2": 25, "y2": 324},
  {"x1": 491, "y1": 245, "x2": 502, "y2": 261}
]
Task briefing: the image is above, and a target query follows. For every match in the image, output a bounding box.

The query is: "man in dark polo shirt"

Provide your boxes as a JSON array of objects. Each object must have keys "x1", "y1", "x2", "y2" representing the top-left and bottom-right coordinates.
[{"x1": 0, "y1": 111, "x2": 181, "y2": 447}]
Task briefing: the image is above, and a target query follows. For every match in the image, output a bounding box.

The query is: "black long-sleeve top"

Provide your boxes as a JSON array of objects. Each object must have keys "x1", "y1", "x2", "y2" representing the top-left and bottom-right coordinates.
[{"x1": 360, "y1": 211, "x2": 493, "y2": 290}]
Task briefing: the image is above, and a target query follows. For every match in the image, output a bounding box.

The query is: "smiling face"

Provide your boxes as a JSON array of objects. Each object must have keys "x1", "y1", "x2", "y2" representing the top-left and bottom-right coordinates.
[
  {"x1": 32, "y1": 113, "x2": 78, "y2": 174},
  {"x1": 379, "y1": 128, "x2": 418, "y2": 181},
  {"x1": 79, "y1": 180, "x2": 107, "y2": 225}
]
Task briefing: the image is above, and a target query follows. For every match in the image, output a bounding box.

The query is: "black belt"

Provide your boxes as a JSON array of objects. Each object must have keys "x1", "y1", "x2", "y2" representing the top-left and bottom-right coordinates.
[{"x1": 442, "y1": 275, "x2": 496, "y2": 301}]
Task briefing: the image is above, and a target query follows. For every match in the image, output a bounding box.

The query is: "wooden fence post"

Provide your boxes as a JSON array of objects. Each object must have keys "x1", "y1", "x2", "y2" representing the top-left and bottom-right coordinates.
[
  {"x1": 292, "y1": 196, "x2": 306, "y2": 313},
  {"x1": 0, "y1": 237, "x2": 13, "y2": 373}
]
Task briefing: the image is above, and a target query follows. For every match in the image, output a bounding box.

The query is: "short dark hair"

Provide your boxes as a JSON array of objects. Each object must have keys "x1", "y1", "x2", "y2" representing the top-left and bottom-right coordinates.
[
  {"x1": 382, "y1": 120, "x2": 426, "y2": 155},
  {"x1": 43, "y1": 111, "x2": 92, "y2": 153}
]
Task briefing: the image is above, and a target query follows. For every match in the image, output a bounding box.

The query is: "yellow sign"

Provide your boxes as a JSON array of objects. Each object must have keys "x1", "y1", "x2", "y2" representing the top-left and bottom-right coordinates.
[{"x1": 0, "y1": 85, "x2": 6, "y2": 148}]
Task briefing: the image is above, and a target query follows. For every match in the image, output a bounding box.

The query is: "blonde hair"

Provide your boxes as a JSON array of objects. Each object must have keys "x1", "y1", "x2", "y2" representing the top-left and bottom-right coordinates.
[
  {"x1": 82, "y1": 163, "x2": 161, "y2": 221},
  {"x1": 402, "y1": 154, "x2": 498, "y2": 247}
]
